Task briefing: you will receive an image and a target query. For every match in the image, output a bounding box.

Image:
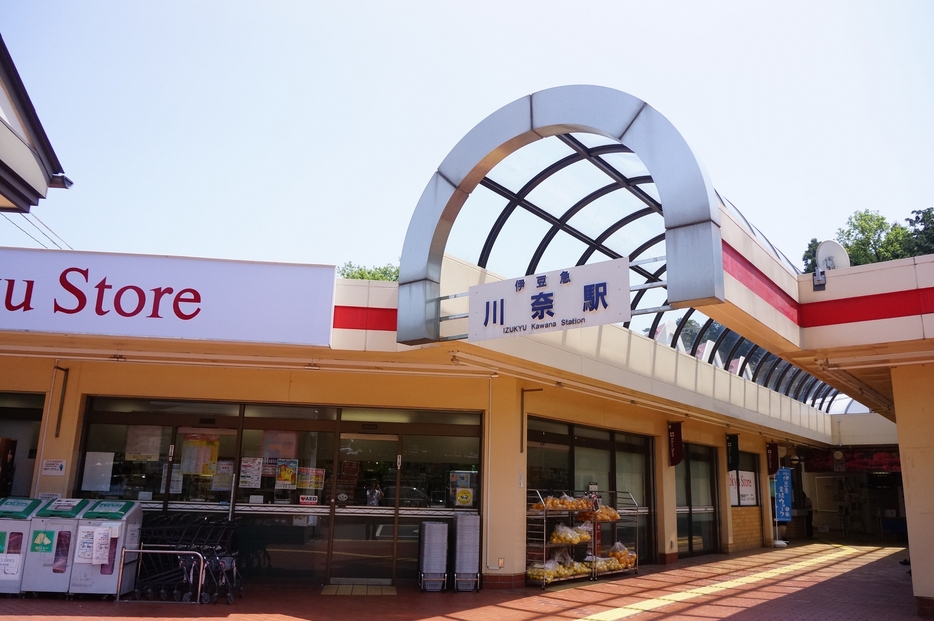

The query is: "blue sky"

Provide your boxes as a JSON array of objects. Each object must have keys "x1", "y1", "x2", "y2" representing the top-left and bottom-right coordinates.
[{"x1": 2, "y1": 1, "x2": 932, "y2": 271}]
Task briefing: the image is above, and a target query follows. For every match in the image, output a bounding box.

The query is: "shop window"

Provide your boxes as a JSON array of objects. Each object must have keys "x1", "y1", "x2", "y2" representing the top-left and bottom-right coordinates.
[
  {"x1": 244, "y1": 405, "x2": 337, "y2": 420},
  {"x1": 400, "y1": 435, "x2": 480, "y2": 509},
  {"x1": 342, "y1": 408, "x2": 480, "y2": 425},
  {"x1": 0, "y1": 392, "x2": 44, "y2": 498},
  {"x1": 527, "y1": 418, "x2": 569, "y2": 436},
  {"x1": 78, "y1": 424, "x2": 173, "y2": 501},
  {"x1": 729, "y1": 451, "x2": 760, "y2": 507},
  {"x1": 172, "y1": 428, "x2": 238, "y2": 503},
  {"x1": 238, "y1": 429, "x2": 335, "y2": 506},
  {"x1": 527, "y1": 442, "x2": 569, "y2": 492},
  {"x1": 89, "y1": 397, "x2": 239, "y2": 417},
  {"x1": 574, "y1": 446, "x2": 610, "y2": 492}
]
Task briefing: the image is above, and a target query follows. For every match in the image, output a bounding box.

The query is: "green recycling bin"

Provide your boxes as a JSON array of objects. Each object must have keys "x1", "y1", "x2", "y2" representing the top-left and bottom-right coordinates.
[
  {"x1": 0, "y1": 497, "x2": 43, "y2": 594},
  {"x1": 69, "y1": 500, "x2": 142, "y2": 596},
  {"x1": 20, "y1": 498, "x2": 91, "y2": 594}
]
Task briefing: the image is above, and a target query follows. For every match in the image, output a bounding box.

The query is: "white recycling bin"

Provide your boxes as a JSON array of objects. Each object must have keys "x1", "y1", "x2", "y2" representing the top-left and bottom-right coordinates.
[
  {"x1": 0, "y1": 497, "x2": 43, "y2": 594},
  {"x1": 20, "y1": 498, "x2": 91, "y2": 594},
  {"x1": 69, "y1": 500, "x2": 142, "y2": 596}
]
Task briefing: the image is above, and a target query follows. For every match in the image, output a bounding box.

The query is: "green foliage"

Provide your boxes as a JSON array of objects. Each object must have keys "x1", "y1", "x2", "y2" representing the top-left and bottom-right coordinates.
[
  {"x1": 802, "y1": 238, "x2": 819, "y2": 273},
  {"x1": 337, "y1": 262, "x2": 399, "y2": 281},
  {"x1": 835, "y1": 210, "x2": 910, "y2": 266},
  {"x1": 905, "y1": 208, "x2": 934, "y2": 256},
  {"x1": 676, "y1": 316, "x2": 702, "y2": 347}
]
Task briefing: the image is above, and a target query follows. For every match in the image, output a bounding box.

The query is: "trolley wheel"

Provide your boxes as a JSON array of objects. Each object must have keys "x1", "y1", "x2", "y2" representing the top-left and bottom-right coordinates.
[
  {"x1": 145, "y1": 589, "x2": 154, "y2": 601},
  {"x1": 200, "y1": 591, "x2": 211, "y2": 604},
  {"x1": 211, "y1": 593, "x2": 219, "y2": 604},
  {"x1": 226, "y1": 592, "x2": 234, "y2": 605},
  {"x1": 173, "y1": 590, "x2": 182, "y2": 602},
  {"x1": 182, "y1": 592, "x2": 191, "y2": 603},
  {"x1": 132, "y1": 590, "x2": 141, "y2": 600},
  {"x1": 159, "y1": 590, "x2": 168, "y2": 601},
  {"x1": 238, "y1": 586, "x2": 244, "y2": 597}
]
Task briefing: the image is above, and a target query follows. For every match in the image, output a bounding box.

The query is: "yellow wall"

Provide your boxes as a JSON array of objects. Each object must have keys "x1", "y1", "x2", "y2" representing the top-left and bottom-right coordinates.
[
  {"x1": 892, "y1": 364, "x2": 934, "y2": 601},
  {"x1": 0, "y1": 349, "x2": 774, "y2": 577}
]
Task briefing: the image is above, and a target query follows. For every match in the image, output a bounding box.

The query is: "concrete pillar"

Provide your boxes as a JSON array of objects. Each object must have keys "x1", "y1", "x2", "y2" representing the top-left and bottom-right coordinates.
[
  {"x1": 481, "y1": 376, "x2": 525, "y2": 588},
  {"x1": 655, "y1": 433, "x2": 679, "y2": 563},
  {"x1": 892, "y1": 364, "x2": 934, "y2": 617}
]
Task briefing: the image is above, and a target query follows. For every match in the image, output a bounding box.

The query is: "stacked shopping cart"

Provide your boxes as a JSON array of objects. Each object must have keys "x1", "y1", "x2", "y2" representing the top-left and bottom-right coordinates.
[{"x1": 133, "y1": 514, "x2": 242, "y2": 604}]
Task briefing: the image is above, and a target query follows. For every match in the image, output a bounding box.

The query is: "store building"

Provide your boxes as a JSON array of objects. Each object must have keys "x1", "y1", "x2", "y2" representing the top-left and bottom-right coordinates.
[{"x1": 2, "y1": 45, "x2": 933, "y2": 614}]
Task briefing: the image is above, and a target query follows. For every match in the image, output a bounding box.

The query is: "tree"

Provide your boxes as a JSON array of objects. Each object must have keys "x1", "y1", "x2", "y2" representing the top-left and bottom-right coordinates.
[
  {"x1": 905, "y1": 207, "x2": 934, "y2": 256},
  {"x1": 802, "y1": 238, "x2": 819, "y2": 273},
  {"x1": 337, "y1": 262, "x2": 399, "y2": 281},
  {"x1": 835, "y1": 210, "x2": 910, "y2": 266}
]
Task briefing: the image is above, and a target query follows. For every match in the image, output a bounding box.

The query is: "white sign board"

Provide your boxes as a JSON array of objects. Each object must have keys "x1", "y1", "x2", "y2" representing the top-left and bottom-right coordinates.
[
  {"x1": 0, "y1": 247, "x2": 335, "y2": 346},
  {"x1": 468, "y1": 258, "x2": 631, "y2": 342}
]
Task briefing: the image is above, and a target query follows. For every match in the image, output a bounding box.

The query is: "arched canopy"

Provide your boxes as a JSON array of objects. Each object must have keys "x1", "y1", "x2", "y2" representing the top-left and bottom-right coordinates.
[
  {"x1": 396, "y1": 85, "x2": 844, "y2": 414},
  {"x1": 398, "y1": 85, "x2": 724, "y2": 345}
]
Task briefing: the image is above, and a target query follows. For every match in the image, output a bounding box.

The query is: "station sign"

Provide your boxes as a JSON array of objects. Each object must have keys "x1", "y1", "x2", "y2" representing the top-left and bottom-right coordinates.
[{"x1": 468, "y1": 258, "x2": 630, "y2": 342}]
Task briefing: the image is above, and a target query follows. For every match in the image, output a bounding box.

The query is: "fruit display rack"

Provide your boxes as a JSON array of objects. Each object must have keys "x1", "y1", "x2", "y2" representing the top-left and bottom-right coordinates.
[{"x1": 525, "y1": 489, "x2": 638, "y2": 587}]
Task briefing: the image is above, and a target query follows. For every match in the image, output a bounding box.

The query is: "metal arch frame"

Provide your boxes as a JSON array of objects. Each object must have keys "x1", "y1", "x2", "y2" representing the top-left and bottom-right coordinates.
[
  {"x1": 690, "y1": 318, "x2": 716, "y2": 358},
  {"x1": 707, "y1": 326, "x2": 733, "y2": 367},
  {"x1": 669, "y1": 308, "x2": 696, "y2": 350},
  {"x1": 737, "y1": 345, "x2": 760, "y2": 379},
  {"x1": 722, "y1": 335, "x2": 748, "y2": 373},
  {"x1": 398, "y1": 85, "x2": 723, "y2": 345},
  {"x1": 395, "y1": 84, "x2": 845, "y2": 419},
  {"x1": 761, "y1": 358, "x2": 787, "y2": 390}
]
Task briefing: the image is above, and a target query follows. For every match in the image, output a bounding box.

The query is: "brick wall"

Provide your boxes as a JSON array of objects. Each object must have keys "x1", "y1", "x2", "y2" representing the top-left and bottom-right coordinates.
[
  {"x1": 731, "y1": 505, "x2": 763, "y2": 552},
  {"x1": 482, "y1": 572, "x2": 525, "y2": 589}
]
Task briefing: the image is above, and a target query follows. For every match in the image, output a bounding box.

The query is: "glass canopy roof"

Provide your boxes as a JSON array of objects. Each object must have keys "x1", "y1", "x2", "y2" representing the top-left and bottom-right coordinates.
[{"x1": 446, "y1": 132, "x2": 843, "y2": 413}]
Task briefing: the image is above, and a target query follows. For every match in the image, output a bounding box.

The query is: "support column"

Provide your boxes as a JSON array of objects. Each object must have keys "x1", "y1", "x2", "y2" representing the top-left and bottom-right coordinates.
[
  {"x1": 892, "y1": 364, "x2": 934, "y2": 617},
  {"x1": 481, "y1": 376, "x2": 525, "y2": 588},
  {"x1": 655, "y1": 433, "x2": 679, "y2": 563}
]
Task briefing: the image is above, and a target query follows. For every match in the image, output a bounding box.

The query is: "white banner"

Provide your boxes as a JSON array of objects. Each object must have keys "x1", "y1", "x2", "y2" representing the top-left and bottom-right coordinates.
[
  {"x1": 468, "y1": 258, "x2": 630, "y2": 342},
  {"x1": 0, "y1": 247, "x2": 334, "y2": 346}
]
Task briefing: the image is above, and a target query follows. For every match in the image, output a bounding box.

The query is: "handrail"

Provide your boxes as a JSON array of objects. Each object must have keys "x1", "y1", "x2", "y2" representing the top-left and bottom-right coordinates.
[{"x1": 115, "y1": 548, "x2": 205, "y2": 604}]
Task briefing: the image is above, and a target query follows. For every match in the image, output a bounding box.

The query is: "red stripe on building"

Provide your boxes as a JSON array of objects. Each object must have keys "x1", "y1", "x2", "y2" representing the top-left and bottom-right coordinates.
[
  {"x1": 721, "y1": 242, "x2": 934, "y2": 328},
  {"x1": 799, "y1": 288, "x2": 934, "y2": 328},
  {"x1": 332, "y1": 306, "x2": 397, "y2": 331},
  {"x1": 721, "y1": 243, "x2": 800, "y2": 324}
]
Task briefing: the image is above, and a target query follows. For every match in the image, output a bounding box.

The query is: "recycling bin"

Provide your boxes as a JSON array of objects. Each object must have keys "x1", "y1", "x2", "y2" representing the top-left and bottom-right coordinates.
[
  {"x1": 20, "y1": 498, "x2": 91, "y2": 594},
  {"x1": 69, "y1": 500, "x2": 142, "y2": 596},
  {"x1": 0, "y1": 497, "x2": 43, "y2": 594}
]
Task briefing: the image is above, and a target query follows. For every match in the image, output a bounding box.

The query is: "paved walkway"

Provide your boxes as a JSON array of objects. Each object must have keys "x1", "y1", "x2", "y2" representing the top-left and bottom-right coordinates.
[{"x1": 0, "y1": 541, "x2": 916, "y2": 621}]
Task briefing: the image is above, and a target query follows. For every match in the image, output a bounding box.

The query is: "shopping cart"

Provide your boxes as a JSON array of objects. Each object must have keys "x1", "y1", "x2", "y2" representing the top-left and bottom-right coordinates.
[{"x1": 131, "y1": 513, "x2": 242, "y2": 604}]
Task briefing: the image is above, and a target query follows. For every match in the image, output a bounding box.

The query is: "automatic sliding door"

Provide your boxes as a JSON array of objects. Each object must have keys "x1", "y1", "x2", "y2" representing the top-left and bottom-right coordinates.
[
  {"x1": 330, "y1": 433, "x2": 399, "y2": 584},
  {"x1": 676, "y1": 444, "x2": 718, "y2": 556}
]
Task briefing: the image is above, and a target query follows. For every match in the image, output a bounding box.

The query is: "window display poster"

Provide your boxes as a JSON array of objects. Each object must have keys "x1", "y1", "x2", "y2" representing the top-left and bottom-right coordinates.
[
  {"x1": 211, "y1": 460, "x2": 234, "y2": 491},
  {"x1": 125, "y1": 426, "x2": 163, "y2": 462},
  {"x1": 261, "y1": 430, "x2": 297, "y2": 477},
  {"x1": 275, "y1": 459, "x2": 298, "y2": 490},
  {"x1": 298, "y1": 467, "x2": 325, "y2": 490},
  {"x1": 738, "y1": 470, "x2": 757, "y2": 505},
  {"x1": 179, "y1": 434, "x2": 219, "y2": 476},
  {"x1": 239, "y1": 457, "x2": 263, "y2": 489},
  {"x1": 160, "y1": 464, "x2": 183, "y2": 494},
  {"x1": 81, "y1": 452, "x2": 114, "y2": 492}
]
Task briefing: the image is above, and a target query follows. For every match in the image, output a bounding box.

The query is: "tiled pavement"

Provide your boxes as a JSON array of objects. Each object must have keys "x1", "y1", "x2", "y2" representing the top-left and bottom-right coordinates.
[{"x1": 0, "y1": 541, "x2": 916, "y2": 621}]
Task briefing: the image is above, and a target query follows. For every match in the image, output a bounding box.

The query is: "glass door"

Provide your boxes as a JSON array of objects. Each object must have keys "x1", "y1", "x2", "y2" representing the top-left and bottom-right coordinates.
[
  {"x1": 676, "y1": 443, "x2": 719, "y2": 556},
  {"x1": 330, "y1": 433, "x2": 400, "y2": 585}
]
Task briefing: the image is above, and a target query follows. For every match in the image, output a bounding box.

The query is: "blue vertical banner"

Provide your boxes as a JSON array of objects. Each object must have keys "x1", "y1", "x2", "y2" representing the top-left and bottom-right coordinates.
[{"x1": 775, "y1": 467, "x2": 792, "y2": 522}]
